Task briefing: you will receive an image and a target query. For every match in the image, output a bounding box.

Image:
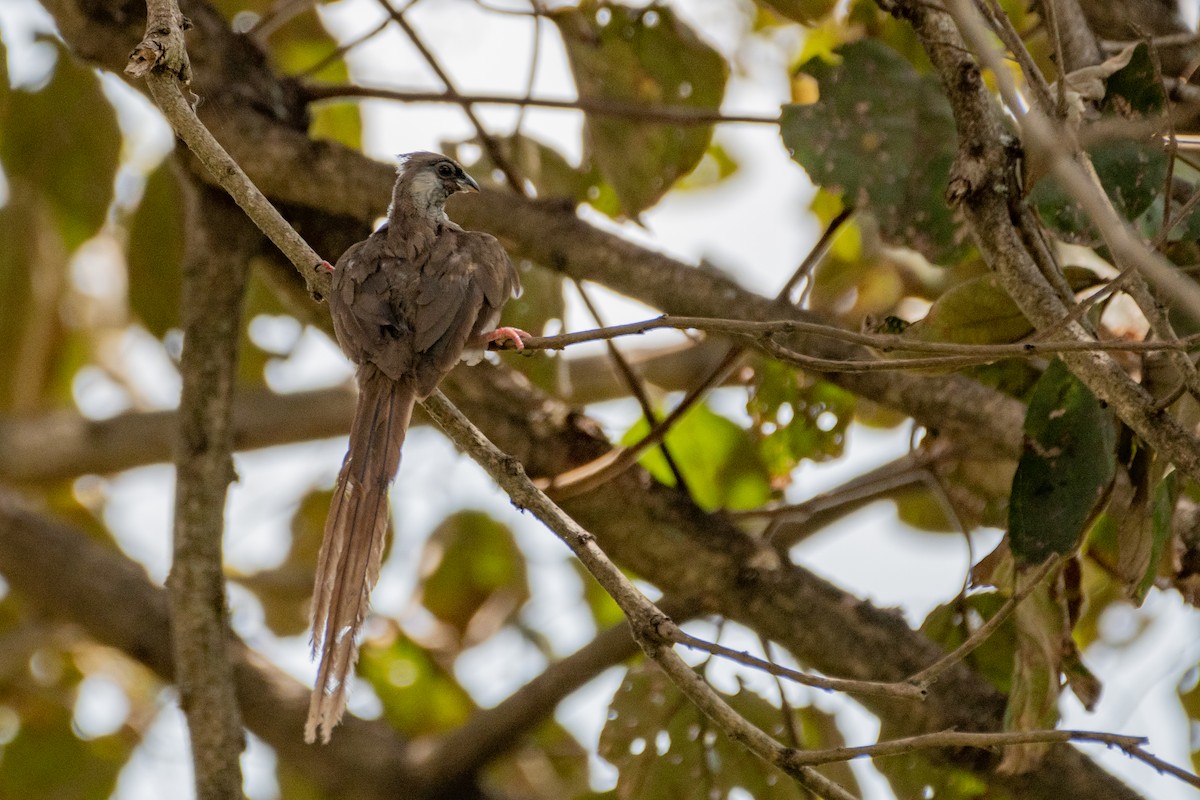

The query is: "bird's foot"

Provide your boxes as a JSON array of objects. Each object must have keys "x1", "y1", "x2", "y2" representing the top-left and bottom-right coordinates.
[
  {"x1": 483, "y1": 326, "x2": 530, "y2": 350},
  {"x1": 317, "y1": 260, "x2": 334, "y2": 273}
]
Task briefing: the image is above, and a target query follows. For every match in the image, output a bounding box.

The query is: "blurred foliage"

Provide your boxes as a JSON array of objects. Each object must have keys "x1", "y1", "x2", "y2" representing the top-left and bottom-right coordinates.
[
  {"x1": 747, "y1": 360, "x2": 853, "y2": 483},
  {"x1": 622, "y1": 402, "x2": 773, "y2": 511},
  {"x1": 417, "y1": 510, "x2": 529, "y2": 647},
  {"x1": 0, "y1": 38, "x2": 119, "y2": 412},
  {"x1": 357, "y1": 624, "x2": 476, "y2": 737}
]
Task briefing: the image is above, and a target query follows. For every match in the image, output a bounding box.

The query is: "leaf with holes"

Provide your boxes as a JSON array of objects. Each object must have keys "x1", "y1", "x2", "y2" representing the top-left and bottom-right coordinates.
[
  {"x1": 781, "y1": 39, "x2": 963, "y2": 262},
  {"x1": 600, "y1": 661, "x2": 857, "y2": 799},
  {"x1": 552, "y1": 2, "x2": 728, "y2": 217},
  {"x1": 1009, "y1": 360, "x2": 1117, "y2": 563}
]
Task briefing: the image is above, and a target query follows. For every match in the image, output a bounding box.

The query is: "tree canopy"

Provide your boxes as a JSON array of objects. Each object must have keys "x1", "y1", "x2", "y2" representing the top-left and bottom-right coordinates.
[{"x1": 3, "y1": 0, "x2": 1200, "y2": 798}]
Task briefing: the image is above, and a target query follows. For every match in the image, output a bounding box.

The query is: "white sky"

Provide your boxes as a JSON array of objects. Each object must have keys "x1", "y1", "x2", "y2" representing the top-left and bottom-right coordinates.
[{"x1": 2, "y1": 1, "x2": 1199, "y2": 798}]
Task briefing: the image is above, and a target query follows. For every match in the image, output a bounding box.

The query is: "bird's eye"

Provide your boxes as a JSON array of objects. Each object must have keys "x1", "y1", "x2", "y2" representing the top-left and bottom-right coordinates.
[{"x1": 437, "y1": 163, "x2": 454, "y2": 177}]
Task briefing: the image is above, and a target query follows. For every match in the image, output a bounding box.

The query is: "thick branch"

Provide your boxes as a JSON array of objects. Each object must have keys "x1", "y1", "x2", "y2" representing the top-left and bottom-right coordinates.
[{"x1": 168, "y1": 179, "x2": 250, "y2": 799}]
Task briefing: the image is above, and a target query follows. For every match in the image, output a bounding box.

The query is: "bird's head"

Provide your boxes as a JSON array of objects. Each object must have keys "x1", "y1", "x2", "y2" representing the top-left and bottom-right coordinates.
[{"x1": 392, "y1": 152, "x2": 480, "y2": 222}]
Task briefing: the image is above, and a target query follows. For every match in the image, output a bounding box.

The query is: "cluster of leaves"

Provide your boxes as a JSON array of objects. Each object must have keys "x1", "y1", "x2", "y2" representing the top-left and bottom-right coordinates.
[{"x1": 776, "y1": 1, "x2": 1200, "y2": 783}]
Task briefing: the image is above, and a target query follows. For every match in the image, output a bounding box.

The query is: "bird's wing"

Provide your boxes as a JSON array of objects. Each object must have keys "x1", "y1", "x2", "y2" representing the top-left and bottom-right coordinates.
[{"x1": 329, "y1": 231, "x2": 420, "y2": 381}]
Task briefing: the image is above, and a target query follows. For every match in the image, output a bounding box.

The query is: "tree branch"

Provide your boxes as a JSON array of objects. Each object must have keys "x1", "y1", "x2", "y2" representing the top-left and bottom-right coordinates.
[
  {"x1": 302, "y1": 83, "x2": 780, "y2": 126},
  {"x1": 166, "y1": 177, "x2": 250, "y2": 799}
]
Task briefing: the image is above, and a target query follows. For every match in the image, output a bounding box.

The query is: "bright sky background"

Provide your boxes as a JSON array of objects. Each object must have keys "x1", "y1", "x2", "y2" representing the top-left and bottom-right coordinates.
[{"x1": 2, "y1": 0, "x2": 1199, "y2": 798}]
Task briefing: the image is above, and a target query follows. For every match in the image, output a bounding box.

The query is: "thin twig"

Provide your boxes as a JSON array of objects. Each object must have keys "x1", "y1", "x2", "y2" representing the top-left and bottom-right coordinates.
[
  {"x1": 495, "y1": 313, "x2": 1197, "y2": 359},
  {"x1": 575, "y1": 281, "x2": 694, "y2": 497},
  {"x1": 377, "y1": 0, "x2": 528, "y2": 194},
  {"x1": 303, "y1": 83, "x2": 780, "y2": 125},
  {"x1": 784, "y1": 727, "x2": 1145, "y2": 767},
  {"x1": 778, "y1": 207, "x2": 855, "y2": 303},
  {"x1": 670, "y1": 627, "x2": 926, "y2": 700},
  {"x1": 907, "y1": 555, "x2": 1061, "y2": 690}
]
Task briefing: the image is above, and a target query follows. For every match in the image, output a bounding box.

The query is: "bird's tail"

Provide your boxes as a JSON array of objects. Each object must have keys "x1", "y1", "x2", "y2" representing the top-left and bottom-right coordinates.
[{"x1": 306, "y1": 364, "x2": 414, "y2": 744}]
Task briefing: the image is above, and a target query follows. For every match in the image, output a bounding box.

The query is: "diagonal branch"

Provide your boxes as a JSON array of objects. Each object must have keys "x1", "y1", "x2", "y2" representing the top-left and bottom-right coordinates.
[{"x1": 421, "y1": 390, "x2": 858, "y2": 800}]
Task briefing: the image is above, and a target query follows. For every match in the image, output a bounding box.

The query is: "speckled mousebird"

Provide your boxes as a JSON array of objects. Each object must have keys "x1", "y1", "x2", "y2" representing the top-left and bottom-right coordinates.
[{"x1": 307, "y1": 152, "x2": 525, "y2": 743}]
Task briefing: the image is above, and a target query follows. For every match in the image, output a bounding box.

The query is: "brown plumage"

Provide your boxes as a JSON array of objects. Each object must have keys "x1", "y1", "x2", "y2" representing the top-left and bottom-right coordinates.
[{"x1": 307, "y1": 152, "x2": 522, "y2": 744}]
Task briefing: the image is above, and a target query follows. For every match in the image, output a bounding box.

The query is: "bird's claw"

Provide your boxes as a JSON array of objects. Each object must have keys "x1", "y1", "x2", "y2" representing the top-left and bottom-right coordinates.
[
  {"x1": 317, "y1": 260, "x2": 334, "y2": 273},
  {"x1": 484, "y1": 326, "x2": 530, "y2": 350}
]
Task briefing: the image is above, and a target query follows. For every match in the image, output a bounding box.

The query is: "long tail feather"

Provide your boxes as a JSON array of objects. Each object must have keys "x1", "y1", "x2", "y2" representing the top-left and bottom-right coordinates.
[{"x1": 306, "y1": 364, "x2": 414, "y2": 744}]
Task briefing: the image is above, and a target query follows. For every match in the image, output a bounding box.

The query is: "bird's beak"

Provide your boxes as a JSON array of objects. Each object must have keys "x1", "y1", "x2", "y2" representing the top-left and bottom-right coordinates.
[{"x1": 457, "y1": 173, "x2": 481, "y2": 193}]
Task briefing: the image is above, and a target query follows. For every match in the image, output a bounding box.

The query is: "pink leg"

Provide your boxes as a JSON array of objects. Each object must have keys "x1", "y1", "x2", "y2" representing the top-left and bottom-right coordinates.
[
  {"x1": 317, "y1": 260, "x2": 334, "y2": 273},
  {"x1": 482, "y1": 326, "x2": 530, "y2": 350}
]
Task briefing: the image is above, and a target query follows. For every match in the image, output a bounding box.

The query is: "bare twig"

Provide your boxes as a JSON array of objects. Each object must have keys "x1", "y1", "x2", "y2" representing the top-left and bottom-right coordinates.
[
  {"x1": 496, "y1": 313, "x2": 1197, "y2": 359},
  {"x1": 303, "y1": 83, "x2": 780, "y2": 125},
  {"x1": 377, "y1": 0, "x2": 527, "y2": 194},
  {"x1": 786, "y1": 727, "x2": 1144, "y2": 766},
  {"x1": 669, "y1": 627, "x2": 926, "y2": 700}
]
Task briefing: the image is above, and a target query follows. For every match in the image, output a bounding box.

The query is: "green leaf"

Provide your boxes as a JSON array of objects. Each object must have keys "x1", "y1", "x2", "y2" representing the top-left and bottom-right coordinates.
[
  {"x1": 1009, "y1": 360, "x2": 1117, "y2": 563},
  {"x1": 904, "y1": 274, "x2": 1031, "y2": 345},
  {"x1": 270, "y1": 10, "x2": 362, "y2": 149},
  {"x1": 674, "y1": 140, "x2": 740, "y2": 192},
  {"x1": 782, "y1": 39, "x2": 963, "y2": 262},
  {"x1": 754, "y1": 0, "x2": 839, "y2": 25},
  {"x1": 1031, "y1": 140, "x2": 1167, "y2": 243},
  {"x1": 747, "y1": 361, "x2": 853, "y2": 481},
  {"x1": 1136, "y1": 470, "x2": 1176, "y2": 603},
  {"x1": 552, "y1": 2, "x2": 728, "y2": 217},
  {"x1": 358, "y1": 626, "x2": 475, "y2": 737},
  {"x1": 921, "y1": 591, "x2": 1016, "y2": 691},
  {"x1": 418, "y1": 510, "x2": 529, "y2": 645},
  {"x1": 600, "y1": 661, "x2": 856, "y2": 799},
  {"x1": 1101, "y1": 43, "x2": 1166, "y2": 118},
  {"x1": 622, "y1": 402, "x2": 772, "y2": 511},
  {"x1": 126, "y1": 163, "x2": 185, "y2": 337},
  {"x1": 0, "y1": 39, "x2": 119, "y2": 250}
]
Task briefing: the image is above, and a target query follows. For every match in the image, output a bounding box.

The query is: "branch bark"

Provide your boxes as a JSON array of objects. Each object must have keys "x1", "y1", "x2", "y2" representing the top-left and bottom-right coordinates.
[{"x1": 167, "y1": 177, "x2": 250, "y2": 799}]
